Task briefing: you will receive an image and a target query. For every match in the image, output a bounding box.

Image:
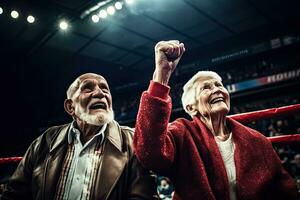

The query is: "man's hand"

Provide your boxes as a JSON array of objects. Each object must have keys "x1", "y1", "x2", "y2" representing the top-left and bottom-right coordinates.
[{"x1": 153, "y1": 40, "x2": 185, "y2": 85}]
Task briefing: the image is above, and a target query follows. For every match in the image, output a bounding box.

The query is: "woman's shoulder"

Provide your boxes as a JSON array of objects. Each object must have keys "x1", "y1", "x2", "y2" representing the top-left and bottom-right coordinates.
[
  {"x1": 169, "y1": 117, "x2": 194, "y2": 130},
  {"x1": 228, "y1": 117, "x2": 270, "y2": 144}
]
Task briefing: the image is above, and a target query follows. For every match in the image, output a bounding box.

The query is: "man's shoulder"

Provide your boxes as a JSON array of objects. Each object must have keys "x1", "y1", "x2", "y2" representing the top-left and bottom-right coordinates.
[
  {"x1": 119, "y1": 125, "x2": 134, "y2": 137},
  {"x1": 34, "y1": 123, "x2": 70, "y2": 147},
  {"x1": 228, "y1": 118, "x2": 270, "y2": 144},
  {"x1": 42, "y1": 123, "x2": 70, "y2": 137}
]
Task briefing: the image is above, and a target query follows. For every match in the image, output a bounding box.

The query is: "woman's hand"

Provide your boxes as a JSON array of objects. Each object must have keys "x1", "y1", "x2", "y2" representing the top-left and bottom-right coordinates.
[{"x1": 153, "y1": 40, "x2": 185, "y2": 85}]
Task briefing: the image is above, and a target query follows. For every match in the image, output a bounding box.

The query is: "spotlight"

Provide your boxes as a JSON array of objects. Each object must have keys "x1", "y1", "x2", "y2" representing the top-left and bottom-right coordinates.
[
  {"x1": 115, "y1": 2, "x2": 123, "y2": 10},
  {"x1": 59, "y1": 20, "x2": 68, "y2": 30},
  {"x1": 99, "y1": 10, "x2": 107, "y2": 18},
  {"x1": 27, "y1": 15, "x2": 35, "y2": 23},
  {"x1": 125, "y1": 0, "x2": 134, "y2": 4},
  {"x1": 0, "y1": 7, "x2": 3, "y2": 15},
  {"x1": 11, "y1": 10, "x2": 19, "y2": 19},
  {"x1": 107, "y1": 6, "x2": 115, "y2": 15},
  {"x1": 91, "y1": 14, "x2": 99, "y2": 23}
]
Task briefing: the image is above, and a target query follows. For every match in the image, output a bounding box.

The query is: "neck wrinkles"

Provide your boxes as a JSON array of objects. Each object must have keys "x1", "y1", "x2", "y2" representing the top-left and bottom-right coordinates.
[{"x1": 199, "y1": 113, "x2": 229, "y2": 140}]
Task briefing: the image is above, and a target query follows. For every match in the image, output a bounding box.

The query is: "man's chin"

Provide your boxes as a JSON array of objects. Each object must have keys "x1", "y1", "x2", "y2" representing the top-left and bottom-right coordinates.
[{"x1": 79, "y1": 111, "x2": 114, "y2": 126}]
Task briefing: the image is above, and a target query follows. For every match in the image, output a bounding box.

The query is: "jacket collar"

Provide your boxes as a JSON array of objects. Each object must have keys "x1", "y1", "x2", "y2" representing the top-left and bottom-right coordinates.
[
  {"x1": 105, "y1": 120, "x2": 123, "y2": 152},
  {"x1": 93, "y1": 120, "x2": 128, "y2": 199},
  {"x1": 49, "y1": 124, "x2": 70, "y2": 154},
  {"x1": 49, "y1": 121, "x2": 122, "y2": 154}
]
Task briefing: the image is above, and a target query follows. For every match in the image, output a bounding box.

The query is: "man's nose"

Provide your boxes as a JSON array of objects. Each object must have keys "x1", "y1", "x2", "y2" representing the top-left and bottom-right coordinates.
[{"x1": 92, "y1": 86, "x2": 105, "y2": 97}]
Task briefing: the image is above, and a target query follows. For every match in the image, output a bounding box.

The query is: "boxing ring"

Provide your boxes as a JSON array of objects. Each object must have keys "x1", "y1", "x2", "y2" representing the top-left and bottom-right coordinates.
[{"x1": 1, "y1": 104, "x2": 300, "y2": 165}]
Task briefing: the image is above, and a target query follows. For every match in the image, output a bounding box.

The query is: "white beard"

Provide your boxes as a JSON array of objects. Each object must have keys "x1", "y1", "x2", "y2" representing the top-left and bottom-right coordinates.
[{"x1": 75, "y1": 106, "x2": 114, "y2": 126}]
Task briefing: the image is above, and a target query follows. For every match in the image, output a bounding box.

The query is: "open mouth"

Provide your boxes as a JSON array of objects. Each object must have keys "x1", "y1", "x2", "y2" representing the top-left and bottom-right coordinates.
[
  {"x1": 210, "y1": 97, "x2": 224, "y2": 104},
  {"x1": 89, "y1": 102, "x2": 107, "y2": 110}
]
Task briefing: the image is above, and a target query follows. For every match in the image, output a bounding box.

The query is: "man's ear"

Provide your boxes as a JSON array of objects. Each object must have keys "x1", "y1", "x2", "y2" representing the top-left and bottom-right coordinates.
[{"x1": 64, "y1": 99, "x2": 75, "y2": 116}]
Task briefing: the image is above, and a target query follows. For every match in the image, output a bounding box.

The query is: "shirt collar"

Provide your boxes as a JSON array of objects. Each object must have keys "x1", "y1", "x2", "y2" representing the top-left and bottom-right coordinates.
[{"x1": 68, "y1": 121, "x2": 107, "y2": 145}]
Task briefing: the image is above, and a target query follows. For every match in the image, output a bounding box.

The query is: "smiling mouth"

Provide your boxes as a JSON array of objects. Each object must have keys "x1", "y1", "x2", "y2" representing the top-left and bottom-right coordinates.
[
  {"x1": 210, "y1": 97, "x2": 224, "y2": 104},
  {"x1": 89, "y1": 102, "x2": 107, "y2": 110}
]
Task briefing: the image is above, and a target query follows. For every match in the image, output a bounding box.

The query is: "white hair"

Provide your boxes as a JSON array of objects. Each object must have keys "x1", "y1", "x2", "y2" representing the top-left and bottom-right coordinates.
[
  {"x1": 181, "y1": 71, "x2": 222, "y2": 117},
  {"x1": 66, "y1": 73, "x2": 104, "y2": 99}
]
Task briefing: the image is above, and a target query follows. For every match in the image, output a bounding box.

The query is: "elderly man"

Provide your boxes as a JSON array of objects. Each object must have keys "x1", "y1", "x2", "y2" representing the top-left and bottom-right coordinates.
[
  {"x1": 133, "y1": 40, "x2": 298, "y2": 200},
  {"x1": 3, "y1": 73, "x2": 158, "y2": 200}
]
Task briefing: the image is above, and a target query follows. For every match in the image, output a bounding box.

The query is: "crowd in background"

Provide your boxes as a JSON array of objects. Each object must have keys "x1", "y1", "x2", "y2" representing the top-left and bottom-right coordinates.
[{"x1": 114, "y1": 57, "x2": 299, "y2": 123}]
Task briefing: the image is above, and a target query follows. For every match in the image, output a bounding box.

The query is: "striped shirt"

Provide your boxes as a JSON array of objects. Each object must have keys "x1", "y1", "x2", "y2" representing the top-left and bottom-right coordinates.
[{"x1": 55, "y1": 122, "x2": 106, "y2": 200}]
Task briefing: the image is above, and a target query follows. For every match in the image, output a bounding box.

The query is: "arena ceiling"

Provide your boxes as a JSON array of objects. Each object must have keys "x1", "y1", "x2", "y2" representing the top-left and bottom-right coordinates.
[{"x1": 1, "y1": 0, "x2": 298, "y2": 72}]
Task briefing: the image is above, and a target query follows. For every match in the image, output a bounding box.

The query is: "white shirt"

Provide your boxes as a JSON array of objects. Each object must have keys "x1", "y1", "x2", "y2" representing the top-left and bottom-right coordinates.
[
  {"x1": 62, "y1": 123, "x2": 107, "y2": 200},
  {"x1": 215, "y1": 133, "x2": 237, "y2": 200}
]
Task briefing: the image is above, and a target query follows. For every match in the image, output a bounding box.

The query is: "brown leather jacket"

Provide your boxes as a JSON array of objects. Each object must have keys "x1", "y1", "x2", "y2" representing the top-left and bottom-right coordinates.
[{"x1": 3, "y1": 121, "x2": 159, "y2": 200}]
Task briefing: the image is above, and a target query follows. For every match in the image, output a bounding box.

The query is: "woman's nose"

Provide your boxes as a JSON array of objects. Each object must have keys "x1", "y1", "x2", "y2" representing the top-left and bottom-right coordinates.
[{"x1": 211, "y1": 85, "x2": 221, "y2": 94}]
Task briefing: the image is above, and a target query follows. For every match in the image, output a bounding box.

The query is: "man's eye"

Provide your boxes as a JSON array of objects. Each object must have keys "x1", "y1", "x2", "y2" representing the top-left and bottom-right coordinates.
[
  {"x1": 203, "y1": 85, "x2": 210, "y2": 90},
  {"x1": 81, "y1": 87, "x2": 92, "y2": 92},
  {"x1": 102, "y1": 88, "x2": 109, "y2": 93}
]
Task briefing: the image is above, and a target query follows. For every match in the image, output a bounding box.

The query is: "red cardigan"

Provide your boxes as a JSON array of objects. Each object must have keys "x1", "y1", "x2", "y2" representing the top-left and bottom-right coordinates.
[{"x1": 133, "y1": 81, "x2": 298, "y2": 200}]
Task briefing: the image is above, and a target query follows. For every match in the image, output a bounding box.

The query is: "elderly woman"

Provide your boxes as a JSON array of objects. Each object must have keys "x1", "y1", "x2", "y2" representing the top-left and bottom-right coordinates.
[{"x1": 133, "y1": 40, "x2": 298, "y2": 200}]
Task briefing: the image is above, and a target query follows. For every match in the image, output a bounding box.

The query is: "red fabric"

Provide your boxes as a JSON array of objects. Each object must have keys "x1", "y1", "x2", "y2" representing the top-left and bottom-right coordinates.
[
  {"x1": 148, "y1": 80, "x2": 170, "y2": 99},
  {"x1": 134, "y1": 82, "x2": 298, "y2": 200}
]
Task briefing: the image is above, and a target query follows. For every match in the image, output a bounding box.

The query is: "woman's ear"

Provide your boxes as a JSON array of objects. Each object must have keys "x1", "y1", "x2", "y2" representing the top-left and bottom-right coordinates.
[
  {"x1": 186, "y1": 104, "x2": 195, "y2": 112},
  {"x1": 186, "y1": 104, "x2": 198, "y2": 116},
  {"x1": 64, "y1": 99, "x2": 75, "y2": 116}
]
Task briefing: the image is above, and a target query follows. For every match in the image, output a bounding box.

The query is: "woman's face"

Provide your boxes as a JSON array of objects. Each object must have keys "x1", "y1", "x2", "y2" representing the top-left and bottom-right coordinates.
[{"x1": 195, "y1": 77, "x2": 230, "y2": 118}]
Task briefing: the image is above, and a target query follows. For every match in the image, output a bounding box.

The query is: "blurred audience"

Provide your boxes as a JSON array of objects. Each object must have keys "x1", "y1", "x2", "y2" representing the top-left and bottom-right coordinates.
[
  {"x1": 114, "y1": 58, "x2": 299, "y2": 121},
  {"x1": 157, "y1": 177, "x2": 174, "y2": 200}
]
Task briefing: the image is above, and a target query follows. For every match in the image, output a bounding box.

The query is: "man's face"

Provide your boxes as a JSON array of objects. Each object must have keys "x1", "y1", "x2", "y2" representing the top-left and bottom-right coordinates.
[
  {"x1": 196, "y1": 77, "x2": 230, "y2": 118},
  {"x1": 72, "y1": 75, "x2": 114, "y2": 126}
]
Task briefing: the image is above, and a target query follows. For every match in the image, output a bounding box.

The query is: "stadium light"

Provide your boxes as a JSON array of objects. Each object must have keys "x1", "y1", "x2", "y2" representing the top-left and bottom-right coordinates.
[
  {"x1": 115, "y1": 2, "x2": 123, "y2": 10},
  {"x1": 91, "y1": 14, "x2": 99, "y2": 23},
  {"x1": 27, "y1": 15, "x2": 35, "y2": 23},
  {"x1": 11, "y1": 10, "x2": 19, "y2": 19},
  {"x1": 99, "y1": 10, "x2": 107, "y2": 18},
  {"x1": 0, "y1": 7, "x2": 3, "y2": 15},
  {"x1": 59, "y1": 20, "x2": 68, "y2": 30},
  {"x1": 107, "y1": 6, "x2": 115, "y2": 15},
  {"x1": 125, "y1": 0, "x2": 134, "y2": 4}
]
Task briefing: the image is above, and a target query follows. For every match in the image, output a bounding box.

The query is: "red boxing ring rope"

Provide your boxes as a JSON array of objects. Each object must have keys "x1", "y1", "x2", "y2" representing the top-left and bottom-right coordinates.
[
  {"x1": 0, "y1": 157, "x2": 23, "y2": 165},
  {"x1": 230, "y1": 103, "x2": 300, "y2": 124},
  {"x1": 1, "y1": 104, "x2": 300, "y2": 165}
]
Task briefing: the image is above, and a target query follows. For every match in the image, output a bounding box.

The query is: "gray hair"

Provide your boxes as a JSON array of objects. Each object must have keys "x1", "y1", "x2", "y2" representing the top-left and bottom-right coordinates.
[
  {"x1": 66, "y1": 73, "x2": 104, "y2": 99},
  {"x1": 181, "y1": 71, "x2": 222, "y2": 117}
]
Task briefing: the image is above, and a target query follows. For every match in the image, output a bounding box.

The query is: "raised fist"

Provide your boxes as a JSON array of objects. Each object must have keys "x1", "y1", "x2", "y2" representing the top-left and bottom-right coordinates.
[{"x1": 153, "y1": 40, "x2": 185, "y2": 85}]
